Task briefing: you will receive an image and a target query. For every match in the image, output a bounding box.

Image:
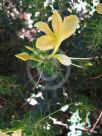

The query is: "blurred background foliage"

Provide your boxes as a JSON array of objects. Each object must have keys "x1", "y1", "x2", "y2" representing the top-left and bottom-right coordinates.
[{"x1": 0, "y1": 0, "x2": 102, "y2": 136}]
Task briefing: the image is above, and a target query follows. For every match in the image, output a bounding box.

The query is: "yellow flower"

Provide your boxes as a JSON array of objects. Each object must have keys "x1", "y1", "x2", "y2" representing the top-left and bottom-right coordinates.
[
  {"x1": 34, "y1": 10, "x2": 79, "y2": 57},
  {"x1": 15, "y1": 11, "x2": 80, "y2": 67},
  {"x1": 96, "y1": 3, "x2": 102, "y2": 14}
]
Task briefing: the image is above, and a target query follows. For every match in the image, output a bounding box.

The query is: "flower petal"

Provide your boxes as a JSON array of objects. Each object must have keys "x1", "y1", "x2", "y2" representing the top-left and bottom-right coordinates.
[
  {"x1": 36, "y1": 35, "x2": 57, "y2": 51},
  {"x1": 15, "y1": 52, "x2": 31, "y2": 61},
  {"x1": 52, "y1": 10, "x2": 62, "y2": 38},
  {"x1": 61, "y1": 15, "x2": 79, "y2": 40},
  {"x1": 34, "y1": 21, "x2": 54, "y2": 36},
  {"x1": 12, "y1": 129, "x2": 22, "y2": 136},
  {"x1": 54, "y1": 54, "x2": 72, "y2": 66},
  {"x1": 96, "y1": 3, "x2": 102, "y2": 14},
  {"x1": 0, "y1": 132, "x2": 9, "y2": 136}
]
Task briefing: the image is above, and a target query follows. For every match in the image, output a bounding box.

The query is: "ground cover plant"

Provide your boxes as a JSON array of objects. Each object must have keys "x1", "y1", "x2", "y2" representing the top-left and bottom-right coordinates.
[{"x1": 0, "y1": 0, "x2": 102, "y2": 136}]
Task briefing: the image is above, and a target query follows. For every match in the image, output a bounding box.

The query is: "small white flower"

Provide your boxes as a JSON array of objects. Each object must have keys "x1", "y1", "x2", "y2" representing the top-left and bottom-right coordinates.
[
  {"x1": 60, "y1": 104, "x2": 69, "y2": 112},
  {"x1": 12, "y1": 8, "x2": 19, "y2": 16},
  {"x1": 43, "y1": 123, "x2": 51, "y2": 130},
  {"x1": 27, "y1": 91, "x2": 44, "y2": 106},
  {"x1": 67, "y1": 8, "x2": 72, "y2": 13},
  {"x1": 27, "y1": 98, "x2": 38, "y2": 106},
  {"x1": 75, "y1": 102, "x2": 82, "y2": 106},
  {"x1": 44, "y1": 0, "x2": 50, "y2": 8},
  {"x1": 35, "y1": 92, "x2": 44, "y2": 99},
  {"x1": 35, "y1": 12, "x2": 40, "y2": 17},
  {"x1": 36, "y1": 84, "x2": 45, "y2": 89},
  {"x1": 49, "y1": 116, "x2": 68, "y2": 128},
  {"x1": 69, "y1": 0, "x2": 100, "y2": 22},
  {"x1": 31, "y1": 94, "x2": 36, "y2": 97},
  {"x1": 10, "y1": 13, "x2": 15, "y2": 19},
  {"x1": 48, "y1": 16, "x2": 52, "y2": 22},
  {"x1": 28, "y1": 24, "x2": 33, "y2": 29}
]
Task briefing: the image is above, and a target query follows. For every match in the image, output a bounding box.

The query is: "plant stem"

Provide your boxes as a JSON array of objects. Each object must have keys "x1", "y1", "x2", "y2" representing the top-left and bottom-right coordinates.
[
  {"x1": 70, "y1": 57, "x2": 92, "y2": 60},
  {"x1": 90, "y1": 111, "x2": 102, "y2": 132},
  {"x1": 71, "y1": 63, "x2": 84, "y2": 69},
  {"x1": 34, "y1": 108, "x2": 61, "y2": 127}
]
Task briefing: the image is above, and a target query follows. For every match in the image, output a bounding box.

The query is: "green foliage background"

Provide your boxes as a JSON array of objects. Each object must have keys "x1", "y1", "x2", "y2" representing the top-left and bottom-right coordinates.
[{"x1": 0, "y1": 0, "x2": 102, "y2": 136}]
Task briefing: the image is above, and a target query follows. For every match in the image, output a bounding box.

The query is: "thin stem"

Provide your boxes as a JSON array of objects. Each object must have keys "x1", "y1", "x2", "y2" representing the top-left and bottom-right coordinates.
[
  {"x1": 90, "y1": 111, "x2": 102, "y2": 132},
  {"x1": 71, "y1": 63, "x2": 85, "y2": 69},
  {"x1": 75, "y1": 127, "x2": 97, "y2": 134},
  {"x1": 91, "y1": 32, "x2": 101, "y2": 54},
  {"x1": 34, "y1": 108, "x2": 61, "y2": 127},
  {"x1": 31, "y1": 57, "x2": 43, "y2": 62},
  {"x1": 70, "y1": 57, "x2": 92, "y2": 60},
  {"x1": 32, "y1": 68, "x2": 43, "y2": 90},
  {"x1": 34, "y1": 103, "x2": 72, "y2": 127}
]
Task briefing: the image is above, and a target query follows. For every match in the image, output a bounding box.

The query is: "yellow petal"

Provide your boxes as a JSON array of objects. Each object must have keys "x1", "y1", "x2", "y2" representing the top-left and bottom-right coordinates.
[
  {"x1": 52, "y1": 10, "x2": 62, "y2": 38},
  {"x1": 12, "y1": 129, "x2": 22, "y2": 136},
  {"x1": 25, "y1": 46, "x2": 34, "y2": 51},
  {"x1": 96, "y1": 3, "x2": 102, "y2": 14},
  {"x1": 34, "y1": 22, "x2": 54, "y2": 36},
  {"x1": 54, "y1": 54, "x2": 72, "y2": 66},
  {"x1": 0, "y1": 132, "x2": 9, "y2": 136},
  {"x1": 36, "y1": 35, "x2": 57, "y2": 51},
  {"x1": 15, "y1": 52, "x2": 31, "y2": 61},
  {"x1": 61, "y1": 15, "x2": 79, "y2": 41}
]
